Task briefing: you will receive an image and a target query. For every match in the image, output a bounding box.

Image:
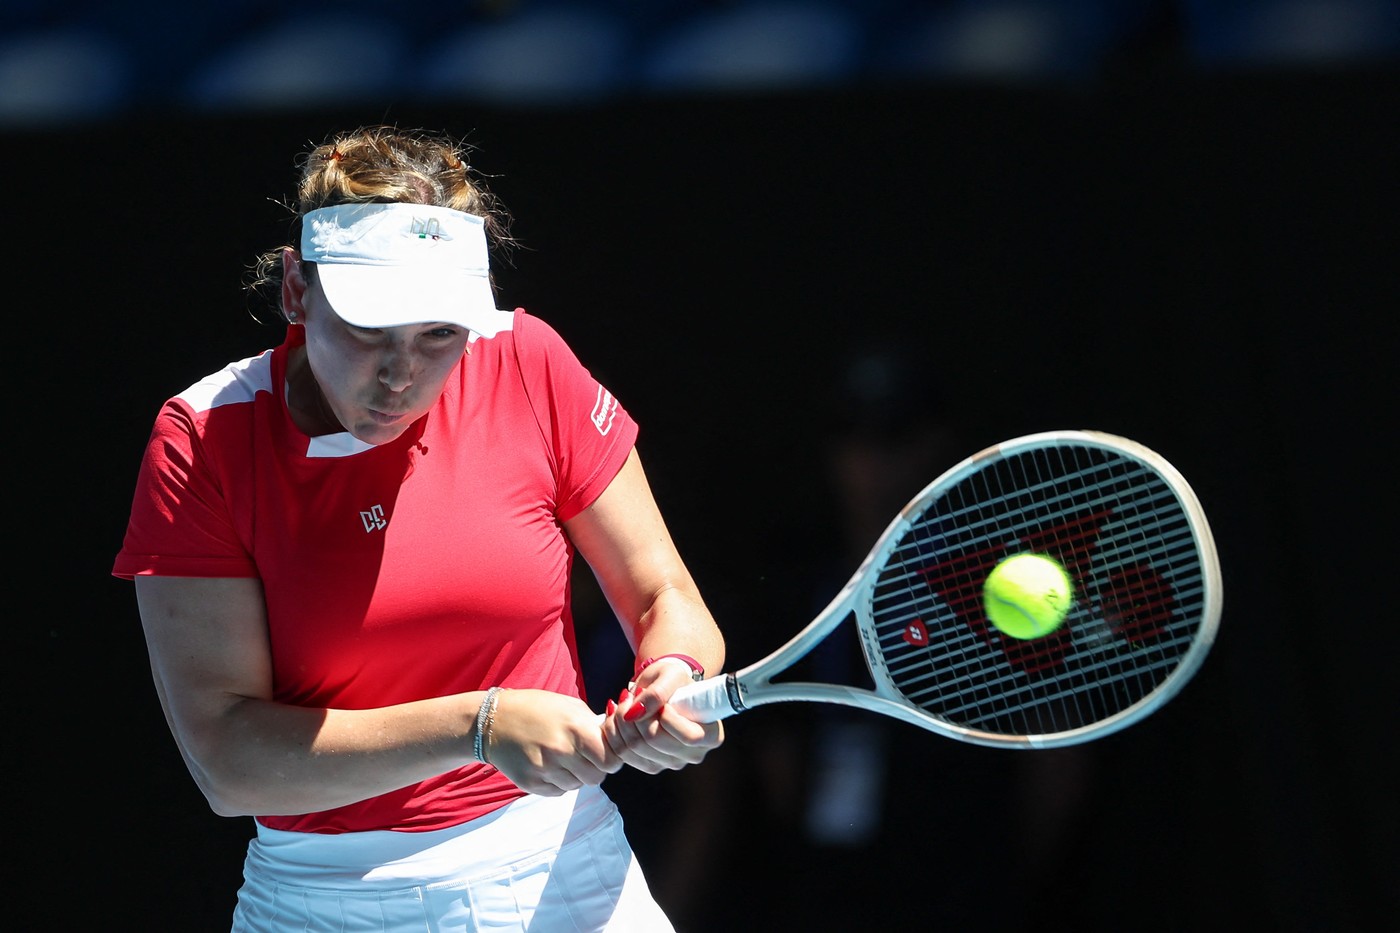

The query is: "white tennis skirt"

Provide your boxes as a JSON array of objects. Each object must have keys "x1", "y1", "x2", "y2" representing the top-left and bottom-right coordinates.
[{"x1": 230, "y1": 784, "x2": 674, "y2": 933}]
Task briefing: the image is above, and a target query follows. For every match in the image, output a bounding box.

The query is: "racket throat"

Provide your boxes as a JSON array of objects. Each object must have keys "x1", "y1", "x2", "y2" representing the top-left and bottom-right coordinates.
[{"x1": 724, "y1": 673, "x2": 750, "y2": 713}]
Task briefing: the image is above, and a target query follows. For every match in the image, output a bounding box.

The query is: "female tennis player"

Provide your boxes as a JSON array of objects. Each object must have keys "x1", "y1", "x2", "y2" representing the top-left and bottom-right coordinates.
[{"x1": 112, "y1": 125, "x2": 725, "y2": 931}]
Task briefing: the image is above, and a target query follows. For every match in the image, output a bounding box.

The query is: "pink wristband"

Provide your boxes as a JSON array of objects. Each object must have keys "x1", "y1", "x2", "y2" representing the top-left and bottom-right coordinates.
[{"x1": 634, "y1": 653, "x2": 705, "y2": 681}]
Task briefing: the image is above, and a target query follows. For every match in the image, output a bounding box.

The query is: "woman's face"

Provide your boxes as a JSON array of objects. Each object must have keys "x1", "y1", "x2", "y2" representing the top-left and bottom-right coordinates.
[{"x1": 287, "y1": 253, "x2": 472, "y2": 445}]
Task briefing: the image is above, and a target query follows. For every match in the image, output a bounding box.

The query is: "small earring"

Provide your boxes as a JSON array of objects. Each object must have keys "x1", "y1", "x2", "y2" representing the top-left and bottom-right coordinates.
[{"x1": 287, "y1": 312, "x2": 299, "y2": 324}]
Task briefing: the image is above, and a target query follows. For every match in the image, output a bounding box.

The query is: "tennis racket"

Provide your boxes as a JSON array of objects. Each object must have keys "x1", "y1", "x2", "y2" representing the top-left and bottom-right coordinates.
[{"x1": 670, "y1": 430, "x2": 1222, "y2": 748}]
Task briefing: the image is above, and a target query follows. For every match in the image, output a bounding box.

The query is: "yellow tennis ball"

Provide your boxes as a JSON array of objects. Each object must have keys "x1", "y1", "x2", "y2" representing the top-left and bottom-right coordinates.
[{"x1": 983, "y1": 553, "x2": 1074, "y2": 639}]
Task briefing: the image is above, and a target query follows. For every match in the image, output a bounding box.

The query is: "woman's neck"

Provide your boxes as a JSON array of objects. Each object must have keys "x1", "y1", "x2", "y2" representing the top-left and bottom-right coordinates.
[{"x1": 285, "y1": 346, "x2": 345, "y2": 437}]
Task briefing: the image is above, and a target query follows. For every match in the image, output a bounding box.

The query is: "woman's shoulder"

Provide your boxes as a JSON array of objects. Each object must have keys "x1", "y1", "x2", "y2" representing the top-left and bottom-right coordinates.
[
  {"x1": 501, "y1": 308, "x2": 564, "y2": 343},
  {"x1": 172, "y1": 346, "x2": 280, "y2": 415},
  {"x1": 484, "y1": 309, "x2": 582, "y2": 367}
]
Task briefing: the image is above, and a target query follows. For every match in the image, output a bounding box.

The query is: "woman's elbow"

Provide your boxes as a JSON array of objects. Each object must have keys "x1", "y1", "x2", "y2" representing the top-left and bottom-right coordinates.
[
  {"x1": 205, "y1": 796, "x2": 247, "y2": 819},
  {"x1": 181, "y1": 754, "x2": 263, "y2": 818}
]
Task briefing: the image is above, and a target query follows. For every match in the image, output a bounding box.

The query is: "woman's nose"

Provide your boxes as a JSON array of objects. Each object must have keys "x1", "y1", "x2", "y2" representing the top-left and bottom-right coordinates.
[{"x1": 379, "y1": 352, "x2": 413, "y2": 391}]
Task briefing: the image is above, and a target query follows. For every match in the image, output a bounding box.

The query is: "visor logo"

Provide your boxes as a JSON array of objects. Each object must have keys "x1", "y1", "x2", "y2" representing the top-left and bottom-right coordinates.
[{"x1": 409, "y1": 217, "x2": 449, "y2": 241}]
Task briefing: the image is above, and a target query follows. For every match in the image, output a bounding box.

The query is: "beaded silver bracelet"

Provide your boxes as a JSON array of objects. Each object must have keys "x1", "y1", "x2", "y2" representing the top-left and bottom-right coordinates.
[{"x1": 474, "y1": 686, "x2": 502, "y2": 764}]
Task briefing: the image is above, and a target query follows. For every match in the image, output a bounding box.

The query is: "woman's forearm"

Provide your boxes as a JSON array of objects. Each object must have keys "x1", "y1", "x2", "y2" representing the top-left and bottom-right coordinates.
[{"x1": 174, "y1": 689, "x2": 483, "y2": 817}]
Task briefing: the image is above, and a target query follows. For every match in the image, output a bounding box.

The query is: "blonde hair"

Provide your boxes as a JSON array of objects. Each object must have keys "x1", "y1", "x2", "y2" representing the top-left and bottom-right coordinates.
[{"x1": 246, "y1": 125, "x2": 515, "y2": 323}]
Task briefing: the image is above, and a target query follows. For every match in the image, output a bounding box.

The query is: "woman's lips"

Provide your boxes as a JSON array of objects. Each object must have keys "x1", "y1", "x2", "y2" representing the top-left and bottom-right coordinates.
[{"x1": 366, "y1": 408, "x2": 407, "y2": 425}]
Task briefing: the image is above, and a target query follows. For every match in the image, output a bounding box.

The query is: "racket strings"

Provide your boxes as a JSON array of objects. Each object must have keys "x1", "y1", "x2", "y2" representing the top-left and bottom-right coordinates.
[{"x1": 870, "y1": 442, "x2": 1209, "y2": 738}]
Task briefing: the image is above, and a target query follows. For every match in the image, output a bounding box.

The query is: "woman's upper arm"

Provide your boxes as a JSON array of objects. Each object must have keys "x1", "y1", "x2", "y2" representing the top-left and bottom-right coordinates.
[
  {"x1": 564, "y1": 450, "x2": 695, "y2": 623},
  {"x1": 565, "y1": 449, "x2": 723, "y2": 683},
  {"x1": 134, "y1": 576, "x2": 274, "y2": 782}
]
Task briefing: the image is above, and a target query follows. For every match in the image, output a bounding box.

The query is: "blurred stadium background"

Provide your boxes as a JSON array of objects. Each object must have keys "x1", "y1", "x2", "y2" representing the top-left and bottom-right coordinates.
[
  {"x1": 4, "y1": 0, "x2": 1398, "y2": 126},
  {"x1": 10, "y1": 3, "x2": 1398, "y2": 931}
]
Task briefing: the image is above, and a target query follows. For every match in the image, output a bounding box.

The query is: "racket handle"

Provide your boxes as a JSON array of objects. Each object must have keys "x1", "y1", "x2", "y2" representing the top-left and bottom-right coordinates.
[{"x1": 668, "y1": 674, "x2": 741, "y2": 723}]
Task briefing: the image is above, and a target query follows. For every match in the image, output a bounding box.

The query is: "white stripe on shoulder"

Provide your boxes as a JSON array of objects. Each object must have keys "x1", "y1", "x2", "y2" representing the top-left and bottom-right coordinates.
[{"x1": 175, "y1": 349, "x2": 276, "y2": 414}]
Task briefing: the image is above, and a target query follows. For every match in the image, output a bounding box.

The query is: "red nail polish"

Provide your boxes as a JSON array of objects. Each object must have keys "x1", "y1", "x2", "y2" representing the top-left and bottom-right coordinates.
[
  {"x1": 606, "y1": 699, "x2": 616, "y2": 716},
  {"x1": 623, "y1": 702, "x2": 648, "y2": 722},
  {"x1": 617, "y1": 688, "x2": 631, "y2": 704}
]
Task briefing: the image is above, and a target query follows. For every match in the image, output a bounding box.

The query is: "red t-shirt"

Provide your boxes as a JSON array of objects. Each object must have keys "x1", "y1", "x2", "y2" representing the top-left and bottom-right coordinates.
[{"x1": 113, "y1": 311, "x2": 638, "y2": 833}]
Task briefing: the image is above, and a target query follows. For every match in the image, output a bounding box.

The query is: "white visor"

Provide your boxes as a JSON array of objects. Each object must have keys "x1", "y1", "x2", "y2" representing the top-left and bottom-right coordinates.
[{"x1": 300, "y1": 203, "x2": 514, "y2": 337}]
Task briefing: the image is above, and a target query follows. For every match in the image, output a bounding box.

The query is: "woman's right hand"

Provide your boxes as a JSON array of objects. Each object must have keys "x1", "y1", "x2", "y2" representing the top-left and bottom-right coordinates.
[{"x1": 483, "y1": 689, "x2": 624, "y2": 795}]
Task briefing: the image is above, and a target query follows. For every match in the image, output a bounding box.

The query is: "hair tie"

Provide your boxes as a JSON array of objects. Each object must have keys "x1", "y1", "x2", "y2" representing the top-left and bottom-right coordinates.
[{"x1": 634, "y1": 654, "x2": 705, "y2": 683}]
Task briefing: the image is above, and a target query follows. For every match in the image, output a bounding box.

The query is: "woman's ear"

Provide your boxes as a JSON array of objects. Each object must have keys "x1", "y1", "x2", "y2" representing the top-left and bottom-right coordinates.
[{"x1": 282, "y1": 248, "x2": 308, "y2": 323}]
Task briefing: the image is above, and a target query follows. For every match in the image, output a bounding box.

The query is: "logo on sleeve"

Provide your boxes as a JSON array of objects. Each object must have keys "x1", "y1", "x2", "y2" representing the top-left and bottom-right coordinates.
[{"x1": 590, "y1": 386, "x2": 618, "y2": 436}]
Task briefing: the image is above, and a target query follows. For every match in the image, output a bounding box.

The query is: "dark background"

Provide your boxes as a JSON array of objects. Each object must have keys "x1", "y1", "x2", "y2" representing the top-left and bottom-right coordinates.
[{"x1": 12, "y1": 58, "x2": 1398, "y2": 933}]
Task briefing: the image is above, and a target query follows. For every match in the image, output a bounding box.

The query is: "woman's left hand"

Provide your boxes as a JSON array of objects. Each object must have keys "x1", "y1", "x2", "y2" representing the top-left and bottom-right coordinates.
[{"x1": 601, "y1": 661, "x2": 724, "y2": 773}]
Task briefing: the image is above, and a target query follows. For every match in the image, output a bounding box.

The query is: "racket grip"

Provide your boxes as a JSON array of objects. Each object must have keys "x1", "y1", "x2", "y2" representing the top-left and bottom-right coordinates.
[{"x1": 668, "y1": 674, "x2": 740, "y2": 723}]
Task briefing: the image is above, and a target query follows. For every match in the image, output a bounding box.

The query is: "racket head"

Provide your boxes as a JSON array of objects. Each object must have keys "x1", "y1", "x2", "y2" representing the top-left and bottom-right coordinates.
[{"x1": 851, "y1": 430, "x2": 1221, "y2": 748}]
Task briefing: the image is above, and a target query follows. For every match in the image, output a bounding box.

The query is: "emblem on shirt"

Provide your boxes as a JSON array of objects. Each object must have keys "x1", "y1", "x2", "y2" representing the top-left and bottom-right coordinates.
[
  {"x1": 591, "y1": 386, "x2": 618, "y2": 436},
  {"x1": 360, "y1": 504, "x2": 387, "y2": 532}
]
